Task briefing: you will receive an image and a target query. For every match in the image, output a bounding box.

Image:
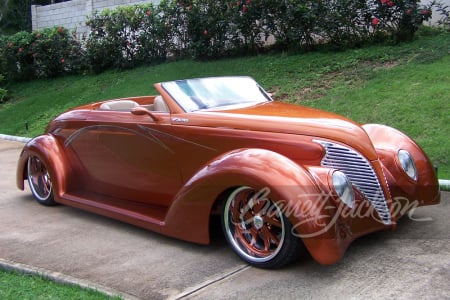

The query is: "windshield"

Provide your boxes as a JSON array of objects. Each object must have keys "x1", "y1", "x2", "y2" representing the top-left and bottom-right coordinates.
[{"x1": 161, "y1": 76, "x2": 272, "y2": 112}]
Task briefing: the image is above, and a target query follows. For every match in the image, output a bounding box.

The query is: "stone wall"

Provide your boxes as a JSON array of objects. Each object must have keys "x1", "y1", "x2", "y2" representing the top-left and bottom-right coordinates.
[{"x1": 31, "y1": 0, "x2": 160, "y2": 37}]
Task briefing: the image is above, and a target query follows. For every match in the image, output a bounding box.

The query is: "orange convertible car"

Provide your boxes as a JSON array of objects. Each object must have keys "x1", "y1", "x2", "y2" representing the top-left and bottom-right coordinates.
[{"x1": 17, "y1": 76, "x2": 440, "y2": 268}]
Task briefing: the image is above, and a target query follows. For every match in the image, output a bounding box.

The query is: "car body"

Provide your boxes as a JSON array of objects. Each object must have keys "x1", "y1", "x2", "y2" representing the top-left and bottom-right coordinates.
[{"x1": 17, "y1": 76, "x2": 441, "y2": 268}]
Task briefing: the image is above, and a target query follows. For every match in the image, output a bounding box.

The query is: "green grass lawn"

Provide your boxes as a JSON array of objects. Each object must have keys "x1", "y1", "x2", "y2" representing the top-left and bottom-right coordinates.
[
  {"x1": 1, "y1": 28, "x2": 449, "y2": 177},
  {"x1": 0, "y1": 269, "x2": 121, "y2": 299}
]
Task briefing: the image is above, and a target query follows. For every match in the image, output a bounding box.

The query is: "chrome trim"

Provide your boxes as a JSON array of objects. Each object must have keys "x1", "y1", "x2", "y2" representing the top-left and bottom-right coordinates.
[{"x1": 315, "y1": 140, "x2": 391, "y2": 225}]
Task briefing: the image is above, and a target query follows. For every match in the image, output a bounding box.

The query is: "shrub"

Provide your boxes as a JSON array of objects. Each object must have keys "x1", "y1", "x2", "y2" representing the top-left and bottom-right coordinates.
[
  {"x1": 0, "y1": 74, "x2": 7, "y2": 103},
  {"x1": 0, "y1": 27, "x2": 85, "y2": 81},
  {"x1": 86, "y1": 3, "x2": 168, "y2": 71},
  {"x1": 368, "y1": 0, "x2": 434, "y2": 42},
  {"x1": 31, "y1": 27, "x2": 86, "y2": 78},
  {"x1": 0, "y1": 31, "x2": 35, "y2": 81},
  {"x1": 433, "y1": 0, "x2": 450, "y2": 30},
  {"x1": 2, "y1": 0, "x2": 441, "y2": 79},
  {"x1": 227, "y1": 0, "x2": 268, "y2": 54}
]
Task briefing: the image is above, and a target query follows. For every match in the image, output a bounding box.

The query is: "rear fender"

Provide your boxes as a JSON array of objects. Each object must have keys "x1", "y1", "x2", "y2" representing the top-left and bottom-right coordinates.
[
  {"x1": 16, "y1": 135, "x2": 70, "y2": 202},
  {"x1": 163, "y1": 148, "x2": 337, "y2": 257}
]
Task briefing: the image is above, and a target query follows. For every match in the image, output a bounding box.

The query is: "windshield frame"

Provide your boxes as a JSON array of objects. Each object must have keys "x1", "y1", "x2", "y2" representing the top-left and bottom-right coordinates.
[{"x1": 160, "y1": 76, "x2": 272, "y2": 112}]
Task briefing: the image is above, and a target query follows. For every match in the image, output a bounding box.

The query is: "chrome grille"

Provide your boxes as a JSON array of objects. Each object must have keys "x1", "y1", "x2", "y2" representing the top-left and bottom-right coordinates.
[{"x1": 316, "y1": 140, "x2": 391, "y2": 225}]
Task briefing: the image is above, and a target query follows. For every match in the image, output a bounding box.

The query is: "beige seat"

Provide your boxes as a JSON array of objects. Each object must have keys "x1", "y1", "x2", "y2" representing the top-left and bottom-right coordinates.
[
  {"x1": 153, "y1": 96, "x2": 169, "y2": 112},
  {"x1": 99, "y1": 100, "x2": 139, "y2": 111}
]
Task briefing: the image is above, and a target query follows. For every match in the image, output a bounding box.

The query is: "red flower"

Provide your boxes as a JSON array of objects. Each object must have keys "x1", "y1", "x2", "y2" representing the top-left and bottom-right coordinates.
[
  {"x1": 406, "y1": 9, "x2": 412, "y2": 15},
  {"x1": 18, "y1": 47, "x2": 23, "y2": 53},
  {"x1": 203, "y1": 29, "x2": 208, "y2": 35},
  {"x1": 187, "y1": 5, "x2": 192, "y2": 10},
  {"x1": 60, "y1": 59, "x2": 65, "y2": 64},
  {"x1": 246, "y1": 0, "x2": 251, "y2": 4},
  {"x1": 422, "y1": 9, "x2": 431, "y2": 15},
  {"x1": 381, "y1": 0, "x2": 387, "y2": 4},
  {"x1": 57, "y1": 27, "x2": 64, "y2": 33},
  {"x1": 372, "y1": 18, "x2": 380, "y2": 26},
  {"x1": 387, "y1": 1, "x2": 393, "y2": 7},
  {"x1": 146, "y1": 10, "x2": 152, "y2": 16},
  {"x1": 242, "y1": 5, "x2": 247, "y2": 12}
]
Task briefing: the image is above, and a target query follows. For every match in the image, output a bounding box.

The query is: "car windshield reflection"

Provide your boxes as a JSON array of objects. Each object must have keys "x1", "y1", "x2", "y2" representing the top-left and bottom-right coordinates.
[{"x1": 161, "y1": 76, "x2": 272, "y2": 112}]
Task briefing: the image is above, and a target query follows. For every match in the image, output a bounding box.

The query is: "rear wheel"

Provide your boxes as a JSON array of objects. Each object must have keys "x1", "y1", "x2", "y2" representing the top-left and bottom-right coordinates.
[
  {"x1": 27, "y1": 155, "x2": 56, "y2": 206},
  {"x1": 222, "y1": 186, "x2": 303, "y2": 268}
]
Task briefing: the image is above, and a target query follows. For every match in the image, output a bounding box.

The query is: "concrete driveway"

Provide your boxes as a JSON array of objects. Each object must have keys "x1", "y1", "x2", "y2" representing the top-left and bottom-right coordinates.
[{"x1": 1, "y1": 139, "x2": 449, "y2": 300}]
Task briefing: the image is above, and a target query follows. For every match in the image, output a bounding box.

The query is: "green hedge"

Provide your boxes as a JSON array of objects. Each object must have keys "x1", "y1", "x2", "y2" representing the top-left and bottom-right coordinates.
[
  {"x1": 0, "y1": 0, "x2": 439, "y2": 81},
  {"x1": 0, "y1": 27, "x2": 85, "y2": 81}
]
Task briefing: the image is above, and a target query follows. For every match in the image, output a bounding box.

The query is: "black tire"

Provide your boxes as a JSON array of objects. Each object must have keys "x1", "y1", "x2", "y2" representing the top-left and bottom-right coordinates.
[
  {"x1": 27, "y1": 155, "x2": 56, "y2": 206},
  {"x1": 222, "y1": 186, "x2": 303, "y2": 268}
]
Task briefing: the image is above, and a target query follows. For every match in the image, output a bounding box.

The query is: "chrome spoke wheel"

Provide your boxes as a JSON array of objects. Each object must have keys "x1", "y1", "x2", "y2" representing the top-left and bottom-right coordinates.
[
  {"x1": 223, "y1": 186, "x2": 286, "y2": 264},
  {"x1": 27, "y1": 156, "x2": 54, "y2": 204}
]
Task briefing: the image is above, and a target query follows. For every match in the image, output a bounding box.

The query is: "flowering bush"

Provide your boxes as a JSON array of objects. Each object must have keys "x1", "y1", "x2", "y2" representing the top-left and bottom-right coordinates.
[
  {"x1": 228, "y1": 0, "x2": 268, "y2": 53},
  {"x1": 0, "y1": 27, "x2": 85, "y2": 81},
  {"x1": 178, "y1": 0, "x2": 233, "y2": 58},
  {"x1": 86, "y1": 3, "x2": 170, "y2": 71},
  {"x1": 31, "y1": 27, "x2": 86, "y2": 78},
  {"x1": 369, "y1": 0, "x2": 434, "y2": 41},
  {"x1": 1, "y1": 0, "x2": 442, "y2": 80},
  {"x1": 0, "y1": 31, "x2": 35, "y2": 81}
]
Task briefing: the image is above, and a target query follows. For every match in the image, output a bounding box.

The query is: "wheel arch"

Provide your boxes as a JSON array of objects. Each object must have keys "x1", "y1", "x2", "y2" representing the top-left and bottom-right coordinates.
[
  {"x1": 162, "y1": 148, "x2": 337, "y2": 256},
  {"x1": 16, "y1": 135, "x2": 70, "y2": 202}
]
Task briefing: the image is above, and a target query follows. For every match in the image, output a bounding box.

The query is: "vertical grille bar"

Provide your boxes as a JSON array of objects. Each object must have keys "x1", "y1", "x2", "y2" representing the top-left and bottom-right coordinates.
[{"x1": 315, "y1": 140, "x2": 391, "y2": 225}]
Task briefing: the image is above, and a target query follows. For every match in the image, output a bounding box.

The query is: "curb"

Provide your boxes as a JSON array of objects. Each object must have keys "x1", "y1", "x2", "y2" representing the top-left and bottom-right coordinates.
[
  {"x1": 0, "y1": 258, "x2": 139, "y2": 300},
  {"x1": 0, "y1": 133, "x2": 449, "y2": 191},
  {"x1": 440, "y1": 179, "x2": 450, "y2": 192},
  {"x1": 0, "y1": 134, "x2": 31, "y2": 143}
]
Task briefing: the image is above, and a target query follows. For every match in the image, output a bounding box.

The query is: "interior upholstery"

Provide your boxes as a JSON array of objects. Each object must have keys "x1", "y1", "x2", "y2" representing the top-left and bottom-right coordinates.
[
  {"x1": 99, "y1": 100, "x2": 139, "y2": 111},
  {"x1": 153, "y1": 96, "x2": 170, "y2": 112},
  {"x1": 98, "y1": 96, "x2": 169, "y2": 113}
]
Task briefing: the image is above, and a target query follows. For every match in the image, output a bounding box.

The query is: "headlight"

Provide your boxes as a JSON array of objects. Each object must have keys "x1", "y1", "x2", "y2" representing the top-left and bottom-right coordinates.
[
  {"x1": 332, "y1": 171, "x2": 355, "y2": 208},
  {"x1": 398, "y1": 149, "x2": 417, "y2": 181}
]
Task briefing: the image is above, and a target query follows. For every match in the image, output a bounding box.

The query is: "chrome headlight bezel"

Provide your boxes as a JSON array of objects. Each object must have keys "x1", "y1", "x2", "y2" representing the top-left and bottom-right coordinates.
[
  {"x1": 397, "y1": 149, "x2": 417, "y2": 181},
  {"x1": 332, "y1": 171, "x2": 355, "y2": 209}
]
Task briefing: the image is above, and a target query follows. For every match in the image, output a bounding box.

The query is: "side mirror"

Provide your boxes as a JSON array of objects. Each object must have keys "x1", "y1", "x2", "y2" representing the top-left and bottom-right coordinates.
[{"x1": 131, "y1": 106, "x2": 159, "y2": 122}]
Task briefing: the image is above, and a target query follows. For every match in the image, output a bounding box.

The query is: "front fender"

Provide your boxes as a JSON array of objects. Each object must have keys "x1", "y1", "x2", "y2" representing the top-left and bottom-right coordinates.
[
  {"x1": 16, "y1": 134, "x2": 70, "y2": 202},
  {"x1": 162, "y1": 148, "x2": 344, "y2": 264},
  {"x1": 363, "y1": 124, "x2": 440, "y2": 219}
]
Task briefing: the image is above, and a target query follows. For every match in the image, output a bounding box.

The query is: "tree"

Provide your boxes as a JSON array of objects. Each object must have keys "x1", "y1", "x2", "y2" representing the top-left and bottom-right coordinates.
[{"x1": 0, "y1": 0, "x2": 55, "y2": 34}]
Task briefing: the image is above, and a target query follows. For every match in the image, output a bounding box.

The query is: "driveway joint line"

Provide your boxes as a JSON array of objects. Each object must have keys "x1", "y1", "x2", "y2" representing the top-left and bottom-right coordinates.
[{"x1": 172, "y1": 264, "x2": 250, "y2": 299}]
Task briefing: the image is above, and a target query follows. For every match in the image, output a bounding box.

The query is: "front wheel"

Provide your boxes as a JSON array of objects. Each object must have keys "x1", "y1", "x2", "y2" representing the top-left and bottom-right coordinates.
[
  {"x1": 27, "y1": 155, "x2": 56, "y2": 206},
  {"x1": 222, "y1": 186, "x2": 303, "y2": 268}
]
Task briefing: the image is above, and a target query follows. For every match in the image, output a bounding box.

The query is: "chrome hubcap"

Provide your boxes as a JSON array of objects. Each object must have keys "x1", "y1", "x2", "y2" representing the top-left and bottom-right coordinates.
[{"x1": 253, "y1": 215, "x2": 264, "y2": 230}]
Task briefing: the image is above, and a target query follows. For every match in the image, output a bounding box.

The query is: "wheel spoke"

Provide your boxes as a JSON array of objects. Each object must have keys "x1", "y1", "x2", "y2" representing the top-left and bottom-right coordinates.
[
  {"x1": 263, "y1": 215, "x2": 282, "y2": 228},
  {"x1": 224, "y1": 186, "x2": 287, "y2": 264},
  {"x1": 27, "y1": 156, "x2": 53, "y2": 203},
  {"x1": 262, "y1": 226, "x2": 280, "y2": 248},
  {"x1": 252, "y1": 199, "x2": 267, "y2": 214}
]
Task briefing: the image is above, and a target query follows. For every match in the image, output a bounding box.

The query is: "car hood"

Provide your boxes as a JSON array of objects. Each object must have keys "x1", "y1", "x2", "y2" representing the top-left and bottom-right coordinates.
[{"x1": 185, "y1": 101, "x2": 378, "y2": 160}]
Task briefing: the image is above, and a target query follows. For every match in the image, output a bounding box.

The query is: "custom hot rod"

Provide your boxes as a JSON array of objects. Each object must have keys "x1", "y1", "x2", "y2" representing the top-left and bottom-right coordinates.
[{"x1": 17, "y1": 76, "x2": 440, "y2": 268}]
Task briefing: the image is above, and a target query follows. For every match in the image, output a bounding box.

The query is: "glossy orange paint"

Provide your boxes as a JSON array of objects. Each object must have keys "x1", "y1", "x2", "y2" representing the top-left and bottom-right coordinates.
[{"x1": 17, "y1": 81, "x2": 441, "y2": 266}]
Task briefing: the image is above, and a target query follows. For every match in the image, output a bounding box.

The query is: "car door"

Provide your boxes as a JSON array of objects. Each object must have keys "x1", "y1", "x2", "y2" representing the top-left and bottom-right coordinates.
[{"x1": 66, "y1": 109, "x2": 182, "y2": 207}]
